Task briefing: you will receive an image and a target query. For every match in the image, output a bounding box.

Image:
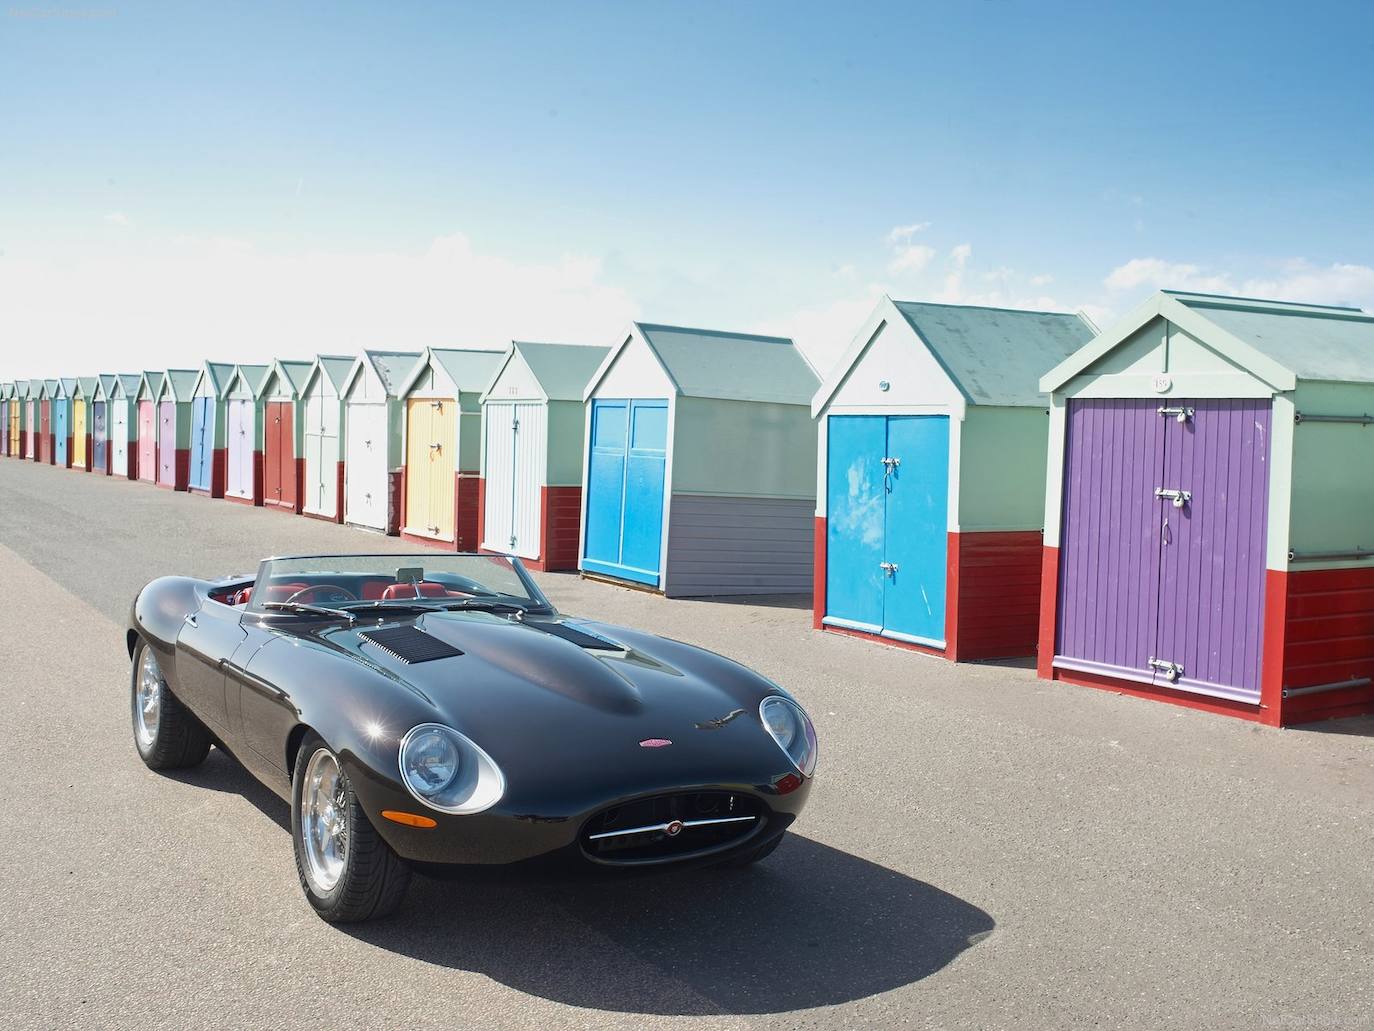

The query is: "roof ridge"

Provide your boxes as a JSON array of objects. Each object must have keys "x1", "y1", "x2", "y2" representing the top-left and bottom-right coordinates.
[
  {"x1": 893, "y1": 298, "x2": 1079, "y2": 318},
  {"x1": 635, "y1": 322, "x2": 794, "y2": 345},
  {"x1": 1163, "y1": 289, "x2": 1365, "y2": 314}
]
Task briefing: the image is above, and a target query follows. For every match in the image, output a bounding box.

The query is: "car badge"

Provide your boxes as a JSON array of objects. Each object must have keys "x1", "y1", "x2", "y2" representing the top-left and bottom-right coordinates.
[
  {"x1": 665, "y1": 820, "x2": 684, "y2": 836},
  {"x1": 639, "y1": 738, "x2": 672, "y2": 748}
]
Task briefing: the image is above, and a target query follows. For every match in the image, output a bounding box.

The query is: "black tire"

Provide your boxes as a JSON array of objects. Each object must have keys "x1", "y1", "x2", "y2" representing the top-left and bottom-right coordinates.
[
  {"x1": 130, "y1": 639, "x2": 211, "y2": 770},
  {"x1": 719, "y1": 831, "x2": 786, "y2": 869},
  {"x1": 291, "y1": 734, "x2": 411, "y2": 923}
]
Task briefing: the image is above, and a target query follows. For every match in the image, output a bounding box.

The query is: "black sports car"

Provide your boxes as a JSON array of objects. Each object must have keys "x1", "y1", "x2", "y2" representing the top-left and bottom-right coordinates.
[{"x1": 127, "y1": 553, "x2": 817, "y2": 922}]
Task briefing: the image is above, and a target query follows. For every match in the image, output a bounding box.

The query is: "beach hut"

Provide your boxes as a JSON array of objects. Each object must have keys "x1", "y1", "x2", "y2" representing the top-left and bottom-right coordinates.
[
  {"x1": 1039, "y1": 290, "x2": 1374, "y2": 727},
  {"x1": 299, "y1": 355, "x2": 355, "y2": 522},
  {"x1": 154, "y1": 370, "x2": 197, "y2": 490},
  {"x1": 54, "y1": 379, "x2": 75, "y2": 468},
  {"x1": 27, "y1": 382, "x2": 42, "y2": 462},
  {"x1": 72, "y1": 377, "x2": 96, "y2": 471},
  {"x1": 477, "y1": 341, "x2": 610, "y2": 570},
  {"x1": 95, "y1": 375, "x2": 117, "y2": 475},
  {"x1": 19, "y1": 381, "x2": 35, "y2": 460},
  {"x1": 395, "y1": 348, "x2": 504, "y2": 549},
  {"x1": 0, "y1": 383, "x2": 11, "y2": 457},
  {"x1": 37, "y1": 380, "x2": 56, "y2": 464},
  {"x1": 580, "y1": 323, "x2": 820, "y2": 596},
  {"x1": 136, "y1": 373, "x2": 163, "y2": 483},
  {"x1": 810, "y1": 298, "x2": 1095, "y2": 659},
  {"x1": 224, "y1": 364, "x2": 269, "y2": 505},
  {"x1": 341, "y1": 350, "x2": 421, "y2": 534},
  {"x1": 109, "y1": 374, "x2": 140, "y2": 479},
  {"x1": 188, "y1": 362, "x2": 235, "y2": 496},
  {"x1": 257, "y1": 359, "x2": 313, "y2": 513}
]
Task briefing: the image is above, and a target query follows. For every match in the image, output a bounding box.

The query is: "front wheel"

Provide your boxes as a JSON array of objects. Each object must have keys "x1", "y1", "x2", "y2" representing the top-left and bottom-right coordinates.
[
  {"x1": 130, "y1": 639, "x2": 211, "y2": 770},
  {"x1": 291, "y1": 734, "x2": 411, "y2": 922}
]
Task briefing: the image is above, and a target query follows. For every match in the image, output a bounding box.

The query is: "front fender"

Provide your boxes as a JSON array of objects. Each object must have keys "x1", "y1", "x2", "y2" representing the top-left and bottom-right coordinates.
[{"x1": 127, "y1": 576, "x2": 205, "y2": 695}]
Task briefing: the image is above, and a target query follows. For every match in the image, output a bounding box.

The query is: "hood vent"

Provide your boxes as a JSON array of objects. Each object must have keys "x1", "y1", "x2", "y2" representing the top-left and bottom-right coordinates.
[
  {"x1": 359, "y1": 626, "x2": 464, "y2": 664},
  {"x1": 527, "y1": 621, "x2": 621, "y2": 651}
]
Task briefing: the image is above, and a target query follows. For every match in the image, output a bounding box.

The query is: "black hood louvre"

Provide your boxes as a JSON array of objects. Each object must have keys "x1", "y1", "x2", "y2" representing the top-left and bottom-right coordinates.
[{"x1": 359, "y1": 625, "x2": 464, "y2": 664}]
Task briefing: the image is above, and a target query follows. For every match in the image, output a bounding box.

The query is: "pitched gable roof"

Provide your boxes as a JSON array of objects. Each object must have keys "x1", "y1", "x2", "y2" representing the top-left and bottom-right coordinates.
[
  {"x1": 482, "y1": 341, "x2": 611, "y2": 402},
  {"x1": 398, "y1": 347, "x2": 505, "y2": 396}
]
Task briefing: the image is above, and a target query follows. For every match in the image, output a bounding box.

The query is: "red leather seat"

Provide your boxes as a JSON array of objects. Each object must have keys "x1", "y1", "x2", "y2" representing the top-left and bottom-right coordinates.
[
  {"x1": 234, "y1": 587, "x2": 253, "y2": 606},
  {"x1": 380, "y1": 581, "x2": 450, "y2": 600}
]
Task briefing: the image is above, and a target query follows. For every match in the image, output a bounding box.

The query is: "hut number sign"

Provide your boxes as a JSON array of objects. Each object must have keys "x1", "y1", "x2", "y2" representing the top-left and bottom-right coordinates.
[{"x1": 1152, "y1": 374, "x2": 1173, "y2": 394}]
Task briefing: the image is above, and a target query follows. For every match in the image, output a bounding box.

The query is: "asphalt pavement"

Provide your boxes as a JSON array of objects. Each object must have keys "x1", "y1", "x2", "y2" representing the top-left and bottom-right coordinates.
[{"x1": 1, "y1": 458, "x2": 1371, "y2": 1030}]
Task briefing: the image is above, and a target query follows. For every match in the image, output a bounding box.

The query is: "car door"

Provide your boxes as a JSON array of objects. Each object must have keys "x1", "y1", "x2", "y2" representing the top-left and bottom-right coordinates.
[{"x1": 175, "y1": 599, "x2": 248, "y2": 736}]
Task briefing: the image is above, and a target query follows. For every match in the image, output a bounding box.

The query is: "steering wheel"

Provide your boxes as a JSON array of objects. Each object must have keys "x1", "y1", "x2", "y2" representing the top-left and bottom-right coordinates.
[{"x1": 284, "y1": 584, "x2": 359, "y2": 605}]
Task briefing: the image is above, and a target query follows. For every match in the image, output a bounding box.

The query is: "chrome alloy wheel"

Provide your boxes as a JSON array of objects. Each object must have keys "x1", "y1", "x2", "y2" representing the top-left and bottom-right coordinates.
[
  {"x1": 134, "y1": 647, "x2": 163, "y2": 750},
  {"x1": 301, "y1": 748, "x2": 349, "y2": 894}
]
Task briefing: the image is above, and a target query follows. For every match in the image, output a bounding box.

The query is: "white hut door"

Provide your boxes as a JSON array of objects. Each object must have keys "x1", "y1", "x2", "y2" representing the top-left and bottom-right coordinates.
[
  {"x1": 111, "y1": 403, "x2": 129, "y2": 476},
  {"x1": 303, "y1": 391, "x2": 338, "y2": 517},
  {"x1": 345, "y1": 403, "x2": 387, "y2": 530},
  {"x1": 483, "y1": 403, "x2": 543, "y2": 558}
]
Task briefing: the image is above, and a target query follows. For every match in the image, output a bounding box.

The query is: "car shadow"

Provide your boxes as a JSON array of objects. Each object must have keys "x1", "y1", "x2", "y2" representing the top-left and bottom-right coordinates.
[
  {"x1": 173, "y1": 749, "x2": 995, "y2": 1015},
  {"x1": 343, "y1": 835, "x2": 994, "y2": 1015}
]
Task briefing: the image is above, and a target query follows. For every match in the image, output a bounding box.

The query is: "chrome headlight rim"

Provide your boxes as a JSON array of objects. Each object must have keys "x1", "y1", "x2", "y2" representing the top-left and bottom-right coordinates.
[
  {"x1": 759, "y1": 695, "x2": 818, "y2": 778},
  {"x1": 397, "y1": 722, "x2": 506, "y2": 815}
]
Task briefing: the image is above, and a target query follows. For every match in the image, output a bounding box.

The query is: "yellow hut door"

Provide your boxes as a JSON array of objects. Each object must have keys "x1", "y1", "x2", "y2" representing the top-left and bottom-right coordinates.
[
  {"x1": 430, "y1": 399, "x2": 457, "y2": 541},
  {"x1": 72, "y1": 399, "x2": 87, "y2": 468},
  {"x1": 405, "y1": 398, "x2": 432, "y2": 536}
]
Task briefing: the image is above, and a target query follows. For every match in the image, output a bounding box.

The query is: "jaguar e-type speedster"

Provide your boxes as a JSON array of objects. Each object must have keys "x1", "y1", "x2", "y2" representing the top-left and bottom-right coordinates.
[{"x1": 127, "y1": 553, "x2": 817, "y2": 922}]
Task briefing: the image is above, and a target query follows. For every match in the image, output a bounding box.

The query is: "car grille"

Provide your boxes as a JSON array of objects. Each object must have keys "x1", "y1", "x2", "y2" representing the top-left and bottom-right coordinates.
[{"x1": 580, "y1": 791, "x2": 765, "y2": 864}]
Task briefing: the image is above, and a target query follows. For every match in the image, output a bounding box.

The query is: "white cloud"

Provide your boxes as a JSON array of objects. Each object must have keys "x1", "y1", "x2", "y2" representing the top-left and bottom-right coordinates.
[
  {"x1": 756, "y1": 284, "x2": 888, "y2": 380},
  {"x1": 1241, "y1": 260, "x2": 1374, "y2": 310},
  {"x1": 0, "y1": 231, "x2": 640, "y2": 378},
  {"x1": 887, "y1": 243, "x2": 935, "y2": 275},
  {"x1": 1104, "y1": 257, "x2": 1234, "y2": 294},
  {"x1": 1030, "y1": 273, "x2": 1054, "y2": 287},
  {"x1": 886, "y1": 222, "x2": 930, "y2": 244},
  {"x1": 103, "y1": 211, "x2": 133, "y2": 227}
]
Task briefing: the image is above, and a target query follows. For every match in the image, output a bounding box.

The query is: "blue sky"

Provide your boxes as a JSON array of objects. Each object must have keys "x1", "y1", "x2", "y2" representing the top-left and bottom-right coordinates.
[{"x1": 3, "y1": 0, "x2": 1372, "y2": 377}]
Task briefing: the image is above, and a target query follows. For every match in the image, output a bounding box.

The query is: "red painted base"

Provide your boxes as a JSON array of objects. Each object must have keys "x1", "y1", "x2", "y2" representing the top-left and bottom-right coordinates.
[
  {"x1": 812, "y1": 519, "x2": 1043, "y2": 661},
  {"x1": 387, "y1": 469, "x2": 403, "y2": 536},
  {"x1": 211, "y1": 447, "x2": 227, "y2": 498},
  {"x1": 1036, "y1": 545, "x2": 1374, "y2": 727},
  {"x1": 84, "y1": 434, "x2": 93, "y2": 471}
]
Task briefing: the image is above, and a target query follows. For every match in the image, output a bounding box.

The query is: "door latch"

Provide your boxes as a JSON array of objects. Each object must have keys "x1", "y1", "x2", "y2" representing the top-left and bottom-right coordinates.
[
  {"x1": 1157, "y1": 406, "x2": 1195, "y2": 423},
  {"x1": 429, "y1": 442, "x2": 442, "y2": 451},
  {"x1": 1155, "y1": 487, "x2": 1191, "y2": 508},
  {"x1": 1148, "y1": 657, "x2": 1184, "y2": 683},
  {"x1": 879, "y1": 561, "x2": 898, "y2": 577}
]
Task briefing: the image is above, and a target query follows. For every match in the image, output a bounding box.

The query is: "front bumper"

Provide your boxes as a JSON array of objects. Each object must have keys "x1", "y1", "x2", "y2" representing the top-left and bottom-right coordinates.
[{"x1": 346, "y1": 759, "x2": 813, "y2": 869}]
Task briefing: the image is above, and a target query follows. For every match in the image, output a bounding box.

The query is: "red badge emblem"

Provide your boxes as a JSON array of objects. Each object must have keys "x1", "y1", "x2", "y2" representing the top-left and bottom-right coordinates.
[
  {"x1": 665, "y1": 820, "x2": 684, "y2": 836},
  {"x1": 639, "y1": 738, "x2": 672, "y2": 748}
]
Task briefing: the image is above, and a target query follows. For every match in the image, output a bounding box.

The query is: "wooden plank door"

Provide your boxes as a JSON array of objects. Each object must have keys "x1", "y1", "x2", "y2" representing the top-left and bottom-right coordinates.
[
  {"x1": 483, "y1": 403, "x2": 517, "y2": 551},
  {"x1": 111, "y1": 403, "x2": 128, "y2": 476},
  {"x1": 429, "y1": 398, "x2": 457, "y2": 541},
  {"x1": 1054, "y1": 399, "x2": 1166, "y2": 684},
  {"x1": 344, "y1": 402, "x2": 387, "y2": 530},
  {"x1": 882, "y1": 415, "x2": 950, "y2": 647},
  {"x1": 92, "y1": 402, "x2": 106, "y2": 472},
  {"x1": 72, "y1": 399, "x2": 87, "y2": 468},
  {"x1": 138, "y1": 401, "x2": 156, "y2": 481},
  {"x1": 404, "y1": 398, "x2": 433, "y2": 535},
  {"x1": 1152, "y1": 399, "x2": 1271, "y2": 701},
  {"x1": 158, "y1": 401, "x2": 176, "y2": 486},
  {"x1": 824, "y1": 415, "x2": 887, "y2": 632}
]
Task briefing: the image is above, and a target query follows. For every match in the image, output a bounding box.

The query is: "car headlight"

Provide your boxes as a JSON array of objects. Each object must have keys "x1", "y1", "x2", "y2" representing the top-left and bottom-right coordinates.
[
  {"x1": 398, "y1": 723, "x2": 505, "y2": 815},
  {"x1": 759, "y1": 695, "x2": 818, "y2": 778}
]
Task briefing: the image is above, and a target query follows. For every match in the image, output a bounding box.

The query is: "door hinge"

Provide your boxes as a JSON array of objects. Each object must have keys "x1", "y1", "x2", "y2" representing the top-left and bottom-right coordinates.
[
  {"x1": 1158, "y1": 406, "x2": 1194, "y2": 423},
  {"x1": 1148, "y1": 657, "x2": 1184, "y2": 683},
  {"x1": 879, "y1": 561, "x2": 898, "y2": 577},
  {"x1": 1155, "y1": 487, "x2": 1191, "y2": 508}
]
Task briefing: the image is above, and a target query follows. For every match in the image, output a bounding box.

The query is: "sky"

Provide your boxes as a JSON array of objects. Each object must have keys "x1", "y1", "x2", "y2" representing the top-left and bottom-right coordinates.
[{"x1": 2, "y1": 0, "x2": 1373, "y2": 380}]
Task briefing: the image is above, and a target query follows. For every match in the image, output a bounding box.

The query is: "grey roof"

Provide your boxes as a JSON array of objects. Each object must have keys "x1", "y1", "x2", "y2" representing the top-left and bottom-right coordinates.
[
  {"x1": 316, "y1": 355, "x2": 355, "y2": 393},
  {"x1": 42, "y1": 379, "x2": 59, "y2": 398},
  {"x1": 99, "y1": 374, "x2": 118, "y2": 397},
  {"x1": 893, "y1": 300, "x2": 1096, "y2": 406},
  {"x1": 513, "y1": 341, "x2": 611, "y2": 401},
  {"x1": 77, "y1": 376, "x2": 99, "y2": 397},
  {"x1": 362, "y1": 350, "x2": 422, "y2": 396},
  {"x1": 276, "y1": 360, "x2": 314, "y2": 395},
  {"x1": 1171, "y1": 292, "x2": 1374, "y2": 384},
  {"x1": 60, "y1": 377, "x2": 77, "y2": 395},
  {"x1": 634, "y1": 323, "x2": 819, "y2": 405},
  {"x1": 141, "y1": 372, "x2": 164, "y2": 398},
  {"x1": 164, "y1": 369, "x2": 199, "y2": 401},
  {"x1": 115, "y1": 374, "x2": 142, "y2": 398},
  {"x1": 431, "y1": 348, "x2": 505, "y2": 392},
  {"x1": 231, "y1": 364, "x2": 270, "y2": 395},
  {"x1": 200, "y1": 362, "x2": 236, "y2": 396}
]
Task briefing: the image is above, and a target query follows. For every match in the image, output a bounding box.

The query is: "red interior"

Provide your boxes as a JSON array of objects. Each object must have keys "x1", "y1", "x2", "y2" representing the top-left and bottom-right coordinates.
[{"x1": 217, "y1": 578, "x2": 469, "y2": 607}]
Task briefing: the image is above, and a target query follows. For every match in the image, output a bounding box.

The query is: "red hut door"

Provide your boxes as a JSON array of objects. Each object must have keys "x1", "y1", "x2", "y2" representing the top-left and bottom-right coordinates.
[{"x1": 264, "y1": 401, "x2": 296, "y2": 509}]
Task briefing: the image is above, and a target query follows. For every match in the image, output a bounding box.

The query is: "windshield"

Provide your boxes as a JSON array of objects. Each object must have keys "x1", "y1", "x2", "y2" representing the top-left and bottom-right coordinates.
[{"x1": 244, "y1": 553, "x2": 553, "y2": 615}]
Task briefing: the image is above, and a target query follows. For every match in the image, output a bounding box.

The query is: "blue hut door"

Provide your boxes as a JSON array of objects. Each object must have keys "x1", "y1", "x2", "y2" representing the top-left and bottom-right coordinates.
[
  {"x1": 190, "y1": 397, "x2": 212, "y2": 491},
  {"x1": 583, "y1": 399, "x2": 667, "y2": 586},
  {"x1": 54, "y1": 402, "x2": 69, "y2": 467},
  {"x1": 825, "y1": 414, "x2": 949, "y2": 647}
]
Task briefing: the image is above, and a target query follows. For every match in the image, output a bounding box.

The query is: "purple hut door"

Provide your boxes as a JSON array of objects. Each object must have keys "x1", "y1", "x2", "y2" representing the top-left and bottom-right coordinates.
[
  {"x1": 1055, "y1": 399, "x2": 1167, "y2": 683},
  {"x1": 1151, "y1": 400, "x2": 1270, "y2": 702}
]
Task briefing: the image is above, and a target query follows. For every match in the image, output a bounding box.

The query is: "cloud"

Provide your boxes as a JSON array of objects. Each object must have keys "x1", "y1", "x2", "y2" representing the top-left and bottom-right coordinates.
[
  {"x1": 0, "y1": 231, "x2": 640, "y2": 379},
  {"x1": 756, "y1": 284, "x2": 889, "y2": 380},
  {"x1": 1241, "y1": 260, "x2": 1374, "y2": 310},
  {"x1": 1104, "y1": 257, "x2": 1234, "y2": 294},
  {"x1": 103, "y1": 211, "x2": 133, "y2": 227},
  {"x1": 886, "y1": 222, "x2": 931, "y2": 244},
  {"x1": 887, "y1": 243, "x2": 935, "y2": 275},
  {"x1": 1029, "y1": 273, "x2": 1053, "y2": 287}
]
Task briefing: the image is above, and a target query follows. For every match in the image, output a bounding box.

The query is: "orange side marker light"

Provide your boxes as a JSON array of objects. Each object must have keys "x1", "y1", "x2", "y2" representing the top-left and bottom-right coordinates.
[{"x1": 382, "y1": 810, "x2": 438, "y2": 828}]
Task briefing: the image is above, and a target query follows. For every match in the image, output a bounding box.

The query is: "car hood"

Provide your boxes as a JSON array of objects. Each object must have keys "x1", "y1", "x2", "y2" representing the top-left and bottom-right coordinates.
[{"x1": 302, "y1": 611, "x2": 786, "y2": 791}]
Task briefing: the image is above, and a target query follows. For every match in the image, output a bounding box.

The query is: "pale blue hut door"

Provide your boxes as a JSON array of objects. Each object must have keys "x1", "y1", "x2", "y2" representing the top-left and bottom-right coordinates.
[
  {"x1": 583, "y1": 399, "x2": 667, "y2": 586},
  {"x1": 190, "y1": 397, "x2": 212, "y2": 491}
]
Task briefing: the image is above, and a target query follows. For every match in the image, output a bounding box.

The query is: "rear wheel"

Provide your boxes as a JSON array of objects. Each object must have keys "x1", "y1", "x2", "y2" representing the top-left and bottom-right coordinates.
[
  {"x1": 291, "y1": 734, "x2": 411, "y2": 922},
  {"x1": 719, "y1": 831, "x2": 786, "y2": 869},
  {"x1": 130, "y1": 639, "x2": 211, "y2": 770}
]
